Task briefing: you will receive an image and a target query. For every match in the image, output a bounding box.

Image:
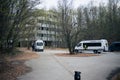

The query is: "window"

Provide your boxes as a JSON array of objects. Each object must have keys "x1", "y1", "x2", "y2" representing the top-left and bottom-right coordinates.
[
  {"x1": 41, "y1": 34, "x2": 43, "y2": 37},
  {"x1": 77, "y1": 43, "x2": 81, "y2": 47},
  {"x1": 83, "y1": 43, "x2": 101, "y2": 47},
  {"x1": 38, "y1": 27, "x2": 41, "y2": 30},
  {"x1": 41, "y1": 27, "x2": 44, "y2": 30},
  {"x1": 37, "y1": 33, "x2": 43, "y2": 37},
  {"x1": 37, "y1": 43, "x2": 43, "y2": 46},
  {"x1": 106, "y1": 43, "x2": 108, "y2": 47},
  {"x1": 115, "y1": 43, "x2": 120, "y2": 47}
]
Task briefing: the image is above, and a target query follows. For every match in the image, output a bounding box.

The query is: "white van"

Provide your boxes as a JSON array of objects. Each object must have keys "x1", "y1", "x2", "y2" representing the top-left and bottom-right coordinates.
[
  {"x1": 34, "y1": 40, "x2": 44, "y2": 51},
  {"x1": 74, "y1": 39, "x2": 108, "y2": 53}
]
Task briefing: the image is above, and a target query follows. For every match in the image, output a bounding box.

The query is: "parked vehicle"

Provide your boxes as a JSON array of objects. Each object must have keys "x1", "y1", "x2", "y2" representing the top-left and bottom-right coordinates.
[
  {"x1": 34, "y1": 40, "x2": 44, "y2": 51},
  {"x1": 74, "y1": 39, "x2": 108, "y2": 53},
  {"x1": 109, "y1": 42, "x2": 120, "y2": 52}
]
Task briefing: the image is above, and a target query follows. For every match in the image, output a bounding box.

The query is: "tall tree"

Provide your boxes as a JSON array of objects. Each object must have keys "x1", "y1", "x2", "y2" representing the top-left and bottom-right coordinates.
[
  {"x1": 73, "y1": 0, "x2": 120, "y2": 46},
  {"x1": 57, "y1": 0, "x2": 82, "y2": 54},
  {"x1": 0, "y1": 0, "x2": 40, "y2": 53}
]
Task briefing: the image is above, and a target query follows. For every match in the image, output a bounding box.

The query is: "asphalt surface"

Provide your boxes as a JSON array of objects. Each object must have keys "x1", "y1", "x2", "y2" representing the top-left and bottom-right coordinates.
[{"x1": 18, "y1": 49, "x2": 120, "y2": 80}]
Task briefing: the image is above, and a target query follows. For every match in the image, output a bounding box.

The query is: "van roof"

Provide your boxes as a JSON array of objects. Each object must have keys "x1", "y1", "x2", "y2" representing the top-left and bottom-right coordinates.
[
  {"x1": 36, "y1": 40, "x2": 43, "y2": 42},
  {"x1": 80, "y1": 39, "x2": 107, "y2": 43}
]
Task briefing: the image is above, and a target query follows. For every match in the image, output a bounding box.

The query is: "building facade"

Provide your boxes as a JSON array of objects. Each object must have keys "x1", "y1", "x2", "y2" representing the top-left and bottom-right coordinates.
[
  {"x1": 35, "y1": 10, "x2": 60, "y2": 47},
  {"x1": 19, "y1": 9, "x2": 62, "y2": 47}
]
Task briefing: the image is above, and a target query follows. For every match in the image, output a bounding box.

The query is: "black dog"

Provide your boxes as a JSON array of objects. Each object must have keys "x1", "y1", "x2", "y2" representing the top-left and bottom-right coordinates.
[{"x1": 74, "y1": 71, "x2": 81, "y2": 80}]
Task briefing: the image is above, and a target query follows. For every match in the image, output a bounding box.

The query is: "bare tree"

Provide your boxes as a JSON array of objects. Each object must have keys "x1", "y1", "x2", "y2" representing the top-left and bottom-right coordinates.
[
  {"x1": 57, "y1": 0, "x2": 82, "y2": 54},
  {"x1": 0, "y1": 0, "x2": 40, "y2": 53}
]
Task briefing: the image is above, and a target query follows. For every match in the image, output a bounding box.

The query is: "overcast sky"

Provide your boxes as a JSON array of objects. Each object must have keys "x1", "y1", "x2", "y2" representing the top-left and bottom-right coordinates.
[{"x1": 37, "y1": 0, "x2": 108, "y2": 10}]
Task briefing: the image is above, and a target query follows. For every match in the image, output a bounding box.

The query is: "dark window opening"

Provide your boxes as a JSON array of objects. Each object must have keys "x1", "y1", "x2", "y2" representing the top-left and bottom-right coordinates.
[
  {"x1": 41, "y1": 27, "x2": 44, "y2": 30},
  {"x1": 115, "y1": 43, "x2": 120, "y2": 47},
  {"x1": 83, "y1": 43, "x2": 101, "y2": 47},
  {"x1": 77, "y1": 43, "x2": 81, "y2": 47},
  {"x1": 37, "y1": 43, "x2": 43, "y2": 46}
]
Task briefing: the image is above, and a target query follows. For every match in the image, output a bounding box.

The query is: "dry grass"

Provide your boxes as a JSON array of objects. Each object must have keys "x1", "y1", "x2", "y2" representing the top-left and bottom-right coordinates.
[
  {"x1": 45, "y1": 47, "x2": 68, "y2": 50},
  {"x1": 55, "y1": 53, "x2": 99, "y2": 57},
  {"x1": 6, "y1": 48, "x2": 40, "y2": 61},
  {"x1": 0, "y1": 61, "x2": 30, "y2": 80}
]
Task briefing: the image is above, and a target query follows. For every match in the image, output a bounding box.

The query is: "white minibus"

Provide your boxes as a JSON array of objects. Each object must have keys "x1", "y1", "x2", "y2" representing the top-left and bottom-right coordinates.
[{"x1": 74, "y1": 39, "x2": 108, "y2": 53}]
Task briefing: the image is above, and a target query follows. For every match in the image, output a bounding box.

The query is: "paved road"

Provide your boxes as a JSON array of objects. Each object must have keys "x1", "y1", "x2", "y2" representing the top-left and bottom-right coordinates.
[{"x1": 18, "y1": 49, "x2": 120, "y2": 80}]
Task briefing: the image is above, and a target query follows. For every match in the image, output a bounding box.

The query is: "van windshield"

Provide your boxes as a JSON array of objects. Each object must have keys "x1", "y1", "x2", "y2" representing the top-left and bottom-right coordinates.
[
  {"x1": 37, "y1": 43, "x2": 43, "y2": 46},
  {"x1": 83, "y1": 43, "x2": 101, "y2": 47},
  {"x1": 76, "y1": 43, "x2": 81, "y2": 47}
]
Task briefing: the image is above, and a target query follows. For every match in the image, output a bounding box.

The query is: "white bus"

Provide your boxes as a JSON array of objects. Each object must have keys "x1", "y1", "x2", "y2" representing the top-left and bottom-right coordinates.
[
  {"x1": 34, "y1": 40, "x2": 44, "y2": 51},
  {"x1": 74, "y1": 39, "x2": 108, "y2": 53}
]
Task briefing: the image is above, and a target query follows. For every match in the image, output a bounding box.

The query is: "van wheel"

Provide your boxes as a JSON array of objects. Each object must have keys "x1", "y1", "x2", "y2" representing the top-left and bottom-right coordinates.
[
  {"x1": 35, "y1": 49, "x2": 37, "y2": 52},
  {"x1": 41, "y1": 49, "x2": 44, "y2": 52},
  {"x1": 93, "y1": 50, "x2": 98, "y2": 54},
  {"x1": 98, "y1": 52, "x2": 101, "y2": 54}
]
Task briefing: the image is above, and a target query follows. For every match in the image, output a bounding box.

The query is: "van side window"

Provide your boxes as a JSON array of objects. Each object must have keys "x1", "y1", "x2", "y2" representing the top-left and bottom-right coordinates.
[
  {"x1": 83, "y1": 43, "x2": 101, "y2": 47},
  {"x1": 115, "y1": 43, "x2": 120, "y2": 47}
]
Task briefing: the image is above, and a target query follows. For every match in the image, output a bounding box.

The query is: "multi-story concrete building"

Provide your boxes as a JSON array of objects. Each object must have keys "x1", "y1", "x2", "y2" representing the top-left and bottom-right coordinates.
[
  {"x1": 35, "y1": 10, "x2": 61, "y2": 47},
  {"x1": 19, "y1": 9, "x2": 62, "y2": 47}
]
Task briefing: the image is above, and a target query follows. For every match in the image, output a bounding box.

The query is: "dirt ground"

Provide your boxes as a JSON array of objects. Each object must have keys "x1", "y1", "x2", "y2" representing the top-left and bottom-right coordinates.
[{"x1": 0, "y1": 48, "x2": 39, "y2": 80}]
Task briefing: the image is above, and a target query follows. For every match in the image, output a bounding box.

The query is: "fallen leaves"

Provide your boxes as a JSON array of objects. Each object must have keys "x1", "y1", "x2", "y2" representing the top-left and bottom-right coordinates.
[{"x1": 0, "y1": 48, "x2": 39, "y2": 80}]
